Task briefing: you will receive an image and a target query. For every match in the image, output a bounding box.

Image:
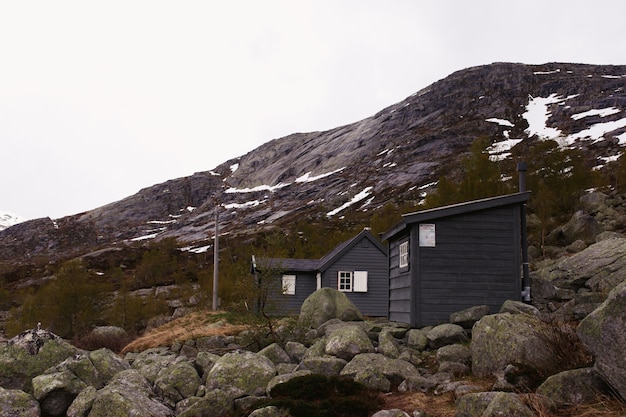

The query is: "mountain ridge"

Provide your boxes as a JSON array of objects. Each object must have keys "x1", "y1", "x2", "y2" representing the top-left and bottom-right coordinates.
[{"x1": 1, "y1": 62, "x2": 626, "y2": 267}]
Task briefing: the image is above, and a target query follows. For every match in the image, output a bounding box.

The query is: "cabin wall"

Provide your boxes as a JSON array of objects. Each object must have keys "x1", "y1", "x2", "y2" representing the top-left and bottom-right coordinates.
[
  {"x1": 388, "y1": 231, "x2": 412, "y2": 324},
  {"x1": 416, "y1": 205, "x2": 522, "y2": 326},
  {"x1": 322, "y1": 237, "x2": 389, "y2": 317},
  {"x1": 272, "y1": 271, "x2": 317, "y2": 315}
]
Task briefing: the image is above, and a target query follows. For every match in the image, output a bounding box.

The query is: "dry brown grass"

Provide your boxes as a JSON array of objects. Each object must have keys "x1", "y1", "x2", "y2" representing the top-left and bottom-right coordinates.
[{"x1": 121, "y1": 310, "x2": 249, "y2": 354}]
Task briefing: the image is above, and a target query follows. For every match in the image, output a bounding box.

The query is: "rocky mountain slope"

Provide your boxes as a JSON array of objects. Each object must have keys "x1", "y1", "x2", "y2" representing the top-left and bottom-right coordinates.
[
  {"x1": 0, "y1": 211, "x2": 24, "y2": 232},
  {"x1": 1, "y1": 62, "x2": 626, "y2": 268}
]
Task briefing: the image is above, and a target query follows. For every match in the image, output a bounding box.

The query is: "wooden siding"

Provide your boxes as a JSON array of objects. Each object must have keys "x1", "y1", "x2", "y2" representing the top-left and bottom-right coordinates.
[
  {"x1": 388, "y1": 233, "x2": 411, "y2": 324},
  {"x1": 272, "y1": 271, "x2": 318, "y2": 315},
  {"x1": 322, "y1": 236, "x2": 388, "y2": 317},
  {"x1": 416, "y1": 205, "x2": 522, "y2": 326}
]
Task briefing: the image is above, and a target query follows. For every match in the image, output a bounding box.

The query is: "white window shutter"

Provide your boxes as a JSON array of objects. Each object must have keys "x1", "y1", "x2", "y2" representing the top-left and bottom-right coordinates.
[{"x1": 353, "y1": 271, "x2": 368, "y2": 292}]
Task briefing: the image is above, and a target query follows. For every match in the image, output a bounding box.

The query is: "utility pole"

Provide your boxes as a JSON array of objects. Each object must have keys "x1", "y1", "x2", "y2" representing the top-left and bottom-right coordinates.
[{"x1": 212, "y1": 205, "x2": 219, "y2": 311}]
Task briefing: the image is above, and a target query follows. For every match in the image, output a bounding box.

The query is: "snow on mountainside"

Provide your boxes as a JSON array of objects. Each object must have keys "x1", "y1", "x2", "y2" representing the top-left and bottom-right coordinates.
[
  {"x1": 0, "y1": 211, "x2": 25, "y2": 231},
  {"x1": 1, "y1": 62, "x2": 626, "y2": 265}
]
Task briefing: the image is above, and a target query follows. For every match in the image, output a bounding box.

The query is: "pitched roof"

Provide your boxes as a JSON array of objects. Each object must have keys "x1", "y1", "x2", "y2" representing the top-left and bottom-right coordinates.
[
  {"x1": 318, "y1": 228, "x2": 387, "y2": 271},
  {"x1": 256, "y1": 257, "x2": 320, "y2": 272},
  {"x1": 252, "y1": 229, "x2": 387, "y2": 274},
  {"x1": 382, "y1": 192, "x2": 531, "y2": 241}
]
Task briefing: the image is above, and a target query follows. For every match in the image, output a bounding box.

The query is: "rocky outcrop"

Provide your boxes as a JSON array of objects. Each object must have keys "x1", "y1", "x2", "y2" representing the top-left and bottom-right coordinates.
[
  {"x1": 3, "y1": 63, "x2": 626, "y2": 271},
  {"x1": 577, "y1": 280, "x2": 626, "y2": 401}
]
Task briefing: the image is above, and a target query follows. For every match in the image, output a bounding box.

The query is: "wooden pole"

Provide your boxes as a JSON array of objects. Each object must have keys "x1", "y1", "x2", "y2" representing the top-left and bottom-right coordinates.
[{"x1": 212, "y1": 206, "x2": 219, "y2": 311}]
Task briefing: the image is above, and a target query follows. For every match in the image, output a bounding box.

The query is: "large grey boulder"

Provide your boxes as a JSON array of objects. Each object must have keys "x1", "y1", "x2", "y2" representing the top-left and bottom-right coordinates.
[
  {"x1": 340, "y1": 353, "x2": 420, "y2": 386},
  {"x1": 176, "y1": 388, "x2": 242, "y2": 417},
  {"x1": 297, "y1": 356, "x2": 347, "y2": 376},
  {"x1": 207, "y1": 351, "x2": 276, "y2": 396},
  {"x1": 66, "y1": 386, "x2": 97, "y2": 417},
  {"x1": 0, "y1": 329, "x2": 81, "y2": 392},
  {"x1": 87, "y1": 369, "x2": 172, "y2": 417},
  {"x1": 536, "y1": 367, "x2": 609, "y2": 407},
  {"x1": 324, "y1": 325, "x2": 375, "y2": 361},
  {"x1": 131, "y1": 347, "x2": 179, "y2": 384},
  {"x1": 577, "y1": 280, "x2": 626, "y2": 401},
  {"x1": 449, "y1": 305, "x2": 489, "y2": 329},
  {"x1": 258, "y1": 342, "x2": 292, "y2": 365},
  {"x1": 298, "y1": 288, "x2": 363, "y2": 328},
  {"x1": 0, "y1": 386, "x2": 40, "y2": 417},
  {"x1": 547, "y1": 210, "x2": 602, "y2": 246},
  {"x1": 32, "y1": 369, "x2": 87, "y2": 417},
  {"x1": 470, "y1": 313, "x2": 555, "y2": 378},
  {"x1": 426, "y1": 323, "x2": 467, "y2": 349},
  {"x1": 533, "y1": 237, "x2": 626, "y2": 295},
  {"x1": 406, "y1": 328, "x2": 428, "y2": 351},
  {"x1": 378, "y1": 330, "x2": 401, "y2": 358},
  {"x1": 154, "y1": 360, "x2": 202, "y2": 407},
  {"x1": 455, "y1": 392, "x2": 533, "y2": 417}
]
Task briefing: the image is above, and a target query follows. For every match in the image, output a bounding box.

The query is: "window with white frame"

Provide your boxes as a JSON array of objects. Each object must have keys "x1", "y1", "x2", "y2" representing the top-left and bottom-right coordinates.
[
  {"x1": 338, "y1": 271, "x2": 352, "y2": 292},
  {"x1": 399, "y1": 241, "x2": 409, "y2": 268},
  {"x1": 282, "y1": 274, "x2": 296, "y2": 295}
]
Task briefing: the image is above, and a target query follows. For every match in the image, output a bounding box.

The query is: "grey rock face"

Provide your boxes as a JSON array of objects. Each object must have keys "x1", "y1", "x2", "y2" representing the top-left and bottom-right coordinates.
[
  {"x1": 0, "y1": 329, "x2": 81, "y2": 392},
  {"x1": 0, "y1": 386, "x2": 40, "y2": 417},
  {"x1": 324, "y1": 325, "x2": 375, "y2": 361},
  {"x1": 577, "y1": 280, "x2": 626, "y2": 401},
  {"x1": 536, "y1": 367, "x2": 609, "y2": 407},
  {"x1": 87, "y1": 369, "x2": 172, "y2": 417},
  {"x1": 449, "y1": 305, "x2": 490, "y2": 329},
  {"x1": 426, "y1": 323, "x2": 467, "y2": 349},
  {"x1": 470, "y1": 313, "x2": 556, "y2": 378},
  {"x1": 207, "y1": 351, "x2": 276, "y2": 396}
]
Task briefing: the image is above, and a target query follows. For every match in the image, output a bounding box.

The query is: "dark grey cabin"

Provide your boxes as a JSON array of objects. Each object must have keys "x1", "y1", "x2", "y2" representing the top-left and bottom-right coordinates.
[
  {"x1": 253, "y1": 229, "x2": 389, "y2": 317},
  {"x1": 381, "y1": 192, "x2": 531, "y2": 328}
]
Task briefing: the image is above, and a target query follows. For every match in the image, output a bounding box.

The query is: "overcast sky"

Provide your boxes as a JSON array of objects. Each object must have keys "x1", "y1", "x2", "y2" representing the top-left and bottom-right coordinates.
[{"x1": 2, "y1": 0, "x2": 626, "y2": 220}]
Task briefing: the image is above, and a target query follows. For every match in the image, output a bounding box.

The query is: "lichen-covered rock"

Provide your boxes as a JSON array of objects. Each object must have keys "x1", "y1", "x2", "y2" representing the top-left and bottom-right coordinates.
[
  {"x1": 258, "y1": 342, "x2": 292, "y2": 365},
  {"x1": 533, "y1": 237, "x2": 626, "y2": 294},
  {"x1": 0, "y1": 329, "x2": 81, "y2": 392},
  {"x1": 353, "y1": 367, "x2": 391, "y2": 392},
  {"x1": 340, "y1": 353, "x2": 420, "y2": 386},
  {"x1": 536, "y1": 367, "x2": 609, "y2": 407},
  {"x1": 32, "y1": 370, "x2": 87, "y2": 416},
  {"x1": 298, "y1": 288, "x2": 363, "y2": 328},
  {"x1": 436, "y1": 344, "x2": 471, "y2": 365},
  {"x1": 499, "y1": 299, "x2": 541, "y2": 317},
  {"x1": 378, "y1": 330, "x2": 401, "y2": 359},
  {"x1": 284, "y1": 341, "x2": 307, "y2": 363},
  {"x1": 176, "y1": 388, "x2": 242, "y2": 417},
  {"x1": 577, "y1": 280, "x2": 626, "y2": 401},
  {"x1": 324, "y1": 325, "x2": 375, "y2": 361},
  {"x1": 86, "y1": 348, "x2": 130, "y2": 387},
  {"x1": 194, "y1": 351, "x2": 220, "y2": 381},
  {"x1": 207, "y1": 351, "x2": 276, "y2": 396},
  {"x1": 297, "y1": 356, "x2": 347, "y2": 376},
  {"x1": 406, "y1": 329, "x2": 428, "y2": 351},
  {"x1": 66, "y1": 386, "x2": 97, "y2": 417},
  {"x1": 0, "y1": 386, "x2": 40, "y2": 417},
  {"x1": 426, "y1": 323, "x2": 467, "y2": 349},
  {"x1": 454, "y1": 391, "x2": 500, "y2": 417},
  {"x1": 154, "y1": 360, "x2": 202, "y2": 406},
  {"x1": 131, "y1": 347, "x2": 179, "y2": 384},
  {"x1": 449, "y1": 305, "x2": 489, "y2": 329},
  {"x1": 86, "y1": 369, "x2": 172, "y2": 417},
  {"x1": 481, "y1": 392, "x2": 534, "y2": 417},
  {"x1": 267, "y1": 370, "x2": 313, "y2": 395},
  {"x1": 470, "y1": 313, "x2": 555, "y2": 378}
]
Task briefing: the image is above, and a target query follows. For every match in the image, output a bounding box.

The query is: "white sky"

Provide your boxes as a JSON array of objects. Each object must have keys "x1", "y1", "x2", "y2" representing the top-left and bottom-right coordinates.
[{"x1": 2, "y1": 0, "x2": 626, "y2": 220}]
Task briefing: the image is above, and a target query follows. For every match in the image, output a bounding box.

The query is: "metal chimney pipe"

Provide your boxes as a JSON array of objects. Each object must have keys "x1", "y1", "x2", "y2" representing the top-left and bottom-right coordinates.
[{"x1": 517, "y1": 162, "x2": 531, "y2": 302}]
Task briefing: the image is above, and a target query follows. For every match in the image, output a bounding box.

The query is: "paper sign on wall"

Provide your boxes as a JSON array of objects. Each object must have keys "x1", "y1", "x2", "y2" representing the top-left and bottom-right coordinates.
[{"x1": 419, "y1": 224, "x2": 436, "y2": 247}]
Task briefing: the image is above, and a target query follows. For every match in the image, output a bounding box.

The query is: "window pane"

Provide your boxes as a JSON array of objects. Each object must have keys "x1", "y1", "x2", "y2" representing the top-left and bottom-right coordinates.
[{"x1": 338, "y1": 271, "x2": 352, "y2": 292}]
